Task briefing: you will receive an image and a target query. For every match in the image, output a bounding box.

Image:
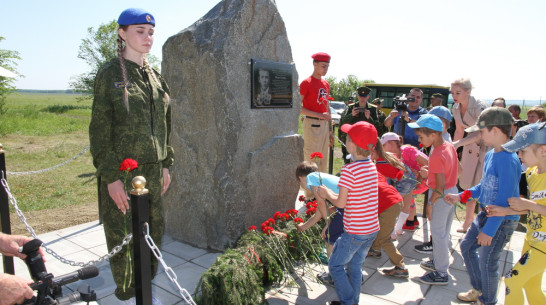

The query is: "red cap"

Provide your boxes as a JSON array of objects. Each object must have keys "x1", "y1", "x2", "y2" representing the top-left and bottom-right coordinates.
[
  {"x1": 311, "y1": 52, "x2": 331, "y2": 62},
  {"x1": 340, "y1": 121, "x2": 377, "y2": 150}
]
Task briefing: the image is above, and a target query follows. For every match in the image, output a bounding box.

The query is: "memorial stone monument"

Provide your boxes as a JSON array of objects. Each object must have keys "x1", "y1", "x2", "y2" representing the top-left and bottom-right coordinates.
[{"x1": 162, "y1": 0, "x2": 303, "y2": 250}]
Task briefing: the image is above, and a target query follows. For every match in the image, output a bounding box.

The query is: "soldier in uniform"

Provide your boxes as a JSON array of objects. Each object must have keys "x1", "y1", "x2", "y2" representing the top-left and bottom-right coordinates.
[
  {"x1": 338, "y1": 86, "x2": 379, "y2": 163},
  {"x1": 370, "y1": 97, "x2": 387, "y2": 137},
  {"x1": 89, "y1": 8, "x2": 173, "y2": 305}
]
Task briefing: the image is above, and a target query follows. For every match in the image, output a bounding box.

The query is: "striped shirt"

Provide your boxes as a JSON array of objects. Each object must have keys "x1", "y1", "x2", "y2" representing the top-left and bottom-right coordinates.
[{"x1": 338, "y1": 159, "x2": 380, "y2": 235}]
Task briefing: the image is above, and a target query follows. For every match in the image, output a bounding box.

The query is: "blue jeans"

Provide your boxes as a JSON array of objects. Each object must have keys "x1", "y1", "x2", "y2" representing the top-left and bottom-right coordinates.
[
  {"x1": 328, "y1": 231, "x2": 378, "y2": 305},
  {"x1": 460, "y1": 211, "x2": 518, "y2": 305}
]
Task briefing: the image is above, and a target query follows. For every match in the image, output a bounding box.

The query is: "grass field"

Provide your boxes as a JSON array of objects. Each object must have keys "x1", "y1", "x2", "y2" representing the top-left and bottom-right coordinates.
[{"x1": 1, "y1": 93, "x2": 96, "y2": 212}]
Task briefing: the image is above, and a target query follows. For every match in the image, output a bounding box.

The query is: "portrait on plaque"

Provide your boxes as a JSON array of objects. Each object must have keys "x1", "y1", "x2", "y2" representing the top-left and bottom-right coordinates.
[{"x1": 251, "y1": 59, "x2": 294, "y2": 108}]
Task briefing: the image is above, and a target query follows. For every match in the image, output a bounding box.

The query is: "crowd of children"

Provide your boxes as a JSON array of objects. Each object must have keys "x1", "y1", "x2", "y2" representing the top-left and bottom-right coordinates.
[{"x1": 295, "y1": 106, "x2": 545, "y2": 305}]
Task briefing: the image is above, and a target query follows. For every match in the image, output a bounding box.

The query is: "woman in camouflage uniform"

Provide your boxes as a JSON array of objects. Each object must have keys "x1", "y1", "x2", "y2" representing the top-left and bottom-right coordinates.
[{"x1": 89, "y1": 8, "x2": 173, "y2": 305}]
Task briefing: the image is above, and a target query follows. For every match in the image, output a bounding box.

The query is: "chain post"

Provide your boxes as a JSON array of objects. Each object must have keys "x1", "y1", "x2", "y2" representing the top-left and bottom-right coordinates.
[
  {"x1": 130, "y1": 176, "x2": 152, "y2": 305},
  {"x1": 0, "y1": 143, "x2": 15, "y2": 275}
]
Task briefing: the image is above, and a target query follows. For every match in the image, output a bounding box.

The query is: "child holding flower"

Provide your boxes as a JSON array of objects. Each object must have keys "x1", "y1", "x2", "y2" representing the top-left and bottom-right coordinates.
[
  {"x1": 295, "y1": 161, "x2": 344, "y2": 285},
  {"x1": 484, "y1": 122, "x2": 546, "y2": 305},
  {"x1": 444, "y1": 107, "x2": 521, "y2": 304},
  {"x1": 89, "y1": 8, "x2": 173, "y2": 304},
  {"x1": 408, "y1": 114, "x2": 459, "y2": 286}
]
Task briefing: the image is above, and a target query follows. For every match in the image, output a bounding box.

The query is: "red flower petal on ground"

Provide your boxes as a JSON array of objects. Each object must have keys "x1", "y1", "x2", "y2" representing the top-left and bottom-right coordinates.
[
  {"x1": 248, "y1": 225, "x2": 257, "y2": 231},
  {"x1": 294, "y1": 217, "x2": 304, "y2": 224},
  {"x1": 119, "y1": 158, "x2": 138, "y2": 172},
  {"x1": 460, "y1": 190, "x2": 473, "y2": 203},
  {"x1": 298, "y1": 195, "x2": 306, "y2": 202},
  {"x1": 310, "y1": 152, "x2": 324, "y2": 159}
]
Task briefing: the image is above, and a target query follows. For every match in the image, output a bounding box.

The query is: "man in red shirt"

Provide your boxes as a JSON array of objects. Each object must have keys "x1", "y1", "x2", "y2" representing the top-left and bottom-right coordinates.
[{"x1": 300, "y1": 52, "x2": 333, "y2": 172}]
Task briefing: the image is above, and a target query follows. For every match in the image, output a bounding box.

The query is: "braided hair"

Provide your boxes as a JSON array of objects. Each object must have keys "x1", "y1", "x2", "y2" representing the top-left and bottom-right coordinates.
[{"x1": 117, "y1": 26, "x2": 170, "y2": 112}]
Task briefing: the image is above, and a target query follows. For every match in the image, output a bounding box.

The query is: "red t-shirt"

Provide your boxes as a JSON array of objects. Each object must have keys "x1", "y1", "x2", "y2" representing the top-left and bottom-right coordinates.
[
  {"x1": 299, "y1": 76, "x2": 330, "y2": 114},
  {"x1": 338, "y1": 159, "x2": 380, "y2": 235},
  {"x1": 375, "y1": 157, "x2": 404, "y2": 181},
  {"x1": 428, "y1": 142, "x2": 458, "y2": 190},
  {"x1": 377, "y1": 173, "x2": 403, "y2": 215}
]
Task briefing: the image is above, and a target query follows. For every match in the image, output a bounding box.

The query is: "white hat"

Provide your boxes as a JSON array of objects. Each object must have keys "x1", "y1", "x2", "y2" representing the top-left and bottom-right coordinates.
[{"x1": 380, "y1": 132, "x2": 400, "y2": 145}]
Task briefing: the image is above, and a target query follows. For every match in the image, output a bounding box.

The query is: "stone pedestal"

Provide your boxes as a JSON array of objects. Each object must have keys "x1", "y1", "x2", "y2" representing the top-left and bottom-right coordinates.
[{"x1": 162, "y1": 0, "x2": 302, "y2": 250}]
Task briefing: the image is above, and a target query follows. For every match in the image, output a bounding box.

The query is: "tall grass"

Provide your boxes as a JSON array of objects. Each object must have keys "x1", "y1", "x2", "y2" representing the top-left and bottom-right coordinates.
[
  {"x1": 1, "y1": 93, "x2": 95, "y2": 212},
  {"x1": 0, "y1": 93, "x2": 92, "y2": 136}
]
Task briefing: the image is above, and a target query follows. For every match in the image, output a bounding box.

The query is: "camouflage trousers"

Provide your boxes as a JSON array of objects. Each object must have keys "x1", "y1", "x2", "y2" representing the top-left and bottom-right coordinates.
[{"x1": 100, "y1": 162, "x2": 165, "y2": 300}]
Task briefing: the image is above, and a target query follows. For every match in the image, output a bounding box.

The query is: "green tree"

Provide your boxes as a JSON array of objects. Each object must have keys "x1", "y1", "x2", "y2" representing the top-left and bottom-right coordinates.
[
  {"x1": 70, "y1": 20, "x2": 160, "y2": 100},
  {"x1": 326, "y1": 75, "x2": 375, "y2": 102},
  {"x1": 0, "y1": 36, "x2": 22, "y2": 115}
]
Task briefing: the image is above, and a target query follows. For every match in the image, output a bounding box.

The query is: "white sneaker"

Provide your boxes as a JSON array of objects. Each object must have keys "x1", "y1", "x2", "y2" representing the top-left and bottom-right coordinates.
[{"x1": 118, "y1": 297, "x2": 136, "y2": 305}]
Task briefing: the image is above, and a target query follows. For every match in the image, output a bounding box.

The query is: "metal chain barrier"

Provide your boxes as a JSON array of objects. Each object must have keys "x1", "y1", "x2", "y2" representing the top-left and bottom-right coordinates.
[
  {"x1": 1, "y1": 175, "x2": 132, "y2": 267},
  {"x1": 144, "y1": 223, "x2": 196, "y2": 305},
  {"x1": 6, "y1": 145, "x2": 90, "y2": 176},
  {"x1": 2, "y1": 175, "x2": 196, "y2": 304}
]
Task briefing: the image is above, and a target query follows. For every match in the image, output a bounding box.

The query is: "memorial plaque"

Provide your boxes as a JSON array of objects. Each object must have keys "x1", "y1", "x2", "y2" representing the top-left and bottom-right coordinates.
[{"x1": 251, "y1": 58, "x2": 294, "y2": 108}]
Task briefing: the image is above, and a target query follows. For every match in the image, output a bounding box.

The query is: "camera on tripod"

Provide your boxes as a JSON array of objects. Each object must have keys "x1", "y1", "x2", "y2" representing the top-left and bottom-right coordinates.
[
  {"x1": 17, "y1": 239, "x2": 99, "y2": 305},
  {"x1": 393, "y1": 94, "x2": 415, "y2": 112}
]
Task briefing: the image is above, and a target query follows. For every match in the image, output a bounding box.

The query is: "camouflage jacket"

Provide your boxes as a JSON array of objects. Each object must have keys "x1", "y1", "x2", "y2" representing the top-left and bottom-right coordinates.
[
  {"x1": 338, "y1": 102, "x2": 379, "y2": 141},
  {"x1": 89, "y1": 58, "x2": 174, "y2": 184}
]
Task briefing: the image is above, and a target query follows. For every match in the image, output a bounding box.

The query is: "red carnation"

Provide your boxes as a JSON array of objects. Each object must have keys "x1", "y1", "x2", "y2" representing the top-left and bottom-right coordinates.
[
  {"x1": 273, "y1": 211, "x2": 281, "y2": 219},
  {"x1": 281, "y1": 213, "x2": 290, "y2": 221},
  {"x1": 306, "y1": 207, "x2": 317, "y2": 216},
  {"x1": 268, "y1": 218, "x2": 275, "y2": 226},
  {"x1": 294, "y1": 217, "x2": 304, "y2": 224},
  {"x1": 328, "y1": 96, "x2": 334, "y2": 101},
  {"x1": 263, "y1": 226, "x2": 274, "y2": 235},
  {"x1": 310, "y1": 152, "x2": 324, "y2": 160},
  {"x1": 286, "y1": 209, "x2": 298, "y2": 216},
  {"x1": 306, "y1": 201, "x2": 318, "y2": 209},
  {"x1": 395, "y1": 170, "x2": 404, "y2": 181},
  {"x1": 460, "y1": 190, "x2": 473, "y2": 203},
  {"x1": 119, "y1": 158, "x2": 138, "y2": 172},
  {"x1": 298, "y1": 195, "x2": 306, "y2": 202},
  {"x1": 419, "y1": 143, "x2": 424, "y2": 148},
  {"x1": 248, "y1": 225, "x2": 257, "y2": 231}
]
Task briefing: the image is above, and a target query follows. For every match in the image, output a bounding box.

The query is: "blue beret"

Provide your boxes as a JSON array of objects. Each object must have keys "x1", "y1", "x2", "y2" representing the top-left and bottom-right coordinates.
[{"x1": 117, "y1": 8, "x2": 155, "y2": 26}]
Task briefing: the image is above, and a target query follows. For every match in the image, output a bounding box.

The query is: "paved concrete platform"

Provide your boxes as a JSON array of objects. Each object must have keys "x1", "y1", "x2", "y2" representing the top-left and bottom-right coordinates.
[{"x1": 2, "y1": 217, "x2": 544, "y2": 304}]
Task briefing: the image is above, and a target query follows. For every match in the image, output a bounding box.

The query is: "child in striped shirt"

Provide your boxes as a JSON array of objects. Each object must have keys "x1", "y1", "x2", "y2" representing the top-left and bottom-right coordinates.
[{"x1": 317, "y1": 121, "x2": 379, "y2": 305}]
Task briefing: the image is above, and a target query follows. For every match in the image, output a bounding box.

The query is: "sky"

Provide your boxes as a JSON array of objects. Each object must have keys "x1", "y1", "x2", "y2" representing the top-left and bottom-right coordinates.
[{"x1": 1, "y1": 0, "x2": 545, "y2": 100}]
